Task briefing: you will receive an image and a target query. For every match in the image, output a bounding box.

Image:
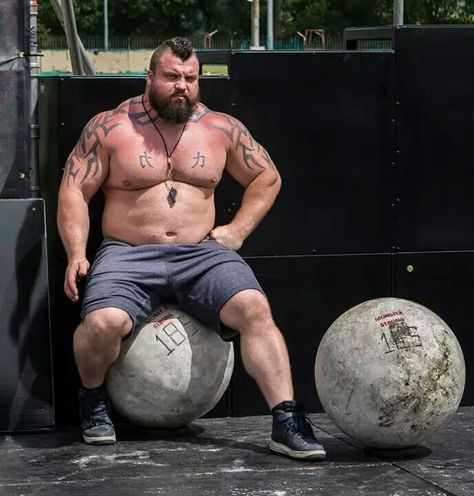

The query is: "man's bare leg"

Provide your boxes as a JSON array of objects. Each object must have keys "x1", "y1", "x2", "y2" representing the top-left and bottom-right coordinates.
[
  {"x1": 74, "y1": 307, "x2": 133, "y2": 388},
  {"x1": 74, "y1": 307, "x2": 132, "y2": 445},
  {"x1": 220, "y1": 289, "x2": 326, "y2": 460},
  {"x1": 219, "y1": 289, "x2": 293, "y2": 409}
]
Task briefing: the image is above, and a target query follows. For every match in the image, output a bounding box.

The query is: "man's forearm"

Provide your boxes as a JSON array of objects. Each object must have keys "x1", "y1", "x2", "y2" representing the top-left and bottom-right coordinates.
[
  {"x1": 229, "y1": 170, "x2": 281, "y2": 241},
  {"x1": 57, "y1": 191, "x2": 90, "y2": 261}
]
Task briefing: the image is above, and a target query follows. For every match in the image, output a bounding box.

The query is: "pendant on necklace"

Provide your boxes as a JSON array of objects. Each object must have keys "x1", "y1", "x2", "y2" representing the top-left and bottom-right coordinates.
[{"x1": 168, "y1": 186, "x2": 178, "y2": 205}]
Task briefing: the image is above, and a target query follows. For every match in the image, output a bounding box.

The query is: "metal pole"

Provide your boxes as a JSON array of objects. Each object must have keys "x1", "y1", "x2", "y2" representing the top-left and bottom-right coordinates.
[
  {"x1": 104, "y1": 0, "x2": 109, "y2": 51},
  {"x1": 49, "y1": 0, "x2": 95, "y2": 74},
  {"x1": 61, "y1": 0, "x2": 84, "y2": 74},
  {"x1": 393, "y1": 0, "x2": 404, "y2": 26},
  {"x1": 250, "y1": 0, "x2": 260, "y2": 49},
  {"x1": 267, "y1": 0, "x2": 273, "y2": 50},
  {"x1": 30, "y1": 0, "x2": 40, "y2": 197}
]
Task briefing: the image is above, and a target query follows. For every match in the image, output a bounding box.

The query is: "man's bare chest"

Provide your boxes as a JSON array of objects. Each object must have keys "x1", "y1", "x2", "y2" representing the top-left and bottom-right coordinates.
[{"x1": 106, "y1": 130, "x2": 226, "y2": 190}]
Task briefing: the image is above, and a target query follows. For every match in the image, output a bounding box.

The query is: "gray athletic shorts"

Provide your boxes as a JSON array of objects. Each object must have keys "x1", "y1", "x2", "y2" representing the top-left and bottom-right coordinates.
[{"x1": 80, "y1": 237, "x2": 263, "y2": 339}]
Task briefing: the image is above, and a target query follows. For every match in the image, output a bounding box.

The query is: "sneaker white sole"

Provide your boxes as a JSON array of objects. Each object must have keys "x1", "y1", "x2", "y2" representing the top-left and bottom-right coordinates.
[
  {"x1": 83, "y1": 433, "x2": 116, "y2": 445},
  {"x1": 269, "y1": 440, "x2": 326, "y2": 460}
]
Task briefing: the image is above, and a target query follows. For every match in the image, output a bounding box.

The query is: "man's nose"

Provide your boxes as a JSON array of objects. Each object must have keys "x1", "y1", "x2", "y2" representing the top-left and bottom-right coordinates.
[{"x1": 174, "y1": 78, "x2": 187, "y2": 91}]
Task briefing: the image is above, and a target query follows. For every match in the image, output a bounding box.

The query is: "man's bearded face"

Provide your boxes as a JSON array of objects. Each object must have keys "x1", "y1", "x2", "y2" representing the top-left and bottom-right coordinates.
[{"x1": 149, "y1": 85, "x2": 199, "y2": 124}]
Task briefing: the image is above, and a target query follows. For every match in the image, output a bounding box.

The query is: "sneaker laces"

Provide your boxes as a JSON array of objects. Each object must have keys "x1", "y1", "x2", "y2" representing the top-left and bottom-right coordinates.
[
  {"x1": 284, "y1": 412, "x2": 317, "y2": 440},
  {"x1": 80, "y1": 394, "x2": 113, "y2": 427}
]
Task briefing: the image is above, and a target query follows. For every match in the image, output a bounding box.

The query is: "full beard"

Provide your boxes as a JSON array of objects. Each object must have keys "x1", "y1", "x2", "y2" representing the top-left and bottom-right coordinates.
[{"x1": 149, "y1": 89, "x2": 199, "y2": 124}]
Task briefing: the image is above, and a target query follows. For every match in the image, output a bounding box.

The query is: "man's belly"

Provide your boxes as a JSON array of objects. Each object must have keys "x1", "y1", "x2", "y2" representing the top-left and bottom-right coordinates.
[{"x1": 101, "y1": 183, "x2": 216, "y2": 245}]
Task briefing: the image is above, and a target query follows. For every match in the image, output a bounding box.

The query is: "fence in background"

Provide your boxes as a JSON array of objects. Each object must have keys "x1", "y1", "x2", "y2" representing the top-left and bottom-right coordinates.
[{"x1": 39, "y1": 34, "x2": 392, "y2": 51}]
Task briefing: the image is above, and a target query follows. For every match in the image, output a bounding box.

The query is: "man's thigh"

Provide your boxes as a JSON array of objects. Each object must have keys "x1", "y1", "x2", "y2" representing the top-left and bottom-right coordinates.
[{"x1": 175, "y1": 241, "x2": 264, "y2": 336}]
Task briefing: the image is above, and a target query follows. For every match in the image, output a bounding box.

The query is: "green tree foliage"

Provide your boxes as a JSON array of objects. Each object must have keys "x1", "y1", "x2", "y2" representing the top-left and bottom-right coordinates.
[
  {"x1": 38, "y1": 0, "x2": 102, "y2": 37},
  {"x1": 38, "y1": 0, "x2": 474, "y2": 42},
  {"x1": 38, "y1": 0, "x2": 250, "y2": 41},
  {"x1": 281, "y1": 0, "x2": 401, "y2": 37},
  {"x1": 405, "y1": 0, "x2": 474, "y2": 24}
]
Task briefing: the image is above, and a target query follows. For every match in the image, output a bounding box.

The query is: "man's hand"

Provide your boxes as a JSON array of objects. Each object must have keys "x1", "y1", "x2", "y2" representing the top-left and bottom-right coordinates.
[
  {"x1": 64, "y1": 258, "x2": 90, "y2": 302},
  {"x1": 209, "y1": 225, "x2": 244, "y2": 251}
]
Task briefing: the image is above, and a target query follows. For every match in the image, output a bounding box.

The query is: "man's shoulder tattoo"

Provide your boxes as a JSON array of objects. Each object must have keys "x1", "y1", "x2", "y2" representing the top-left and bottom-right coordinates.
[
  {"x1": 213, "y1": 115, "x2": 275, "y2": 171},
  {"x1": 64, "y1": 105, "x2": 125, "y2": 187}
]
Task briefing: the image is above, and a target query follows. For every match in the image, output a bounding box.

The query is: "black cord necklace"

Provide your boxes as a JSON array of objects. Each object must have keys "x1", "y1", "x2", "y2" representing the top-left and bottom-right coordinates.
[{"x1": 141, "y1": 94, "x2": 187, "y2": 205}]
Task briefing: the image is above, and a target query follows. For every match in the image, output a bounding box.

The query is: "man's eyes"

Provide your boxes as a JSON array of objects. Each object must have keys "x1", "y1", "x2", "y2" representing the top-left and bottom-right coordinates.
[{"x1": 165, "y1": 74, "x2": 197, "y2": 82}]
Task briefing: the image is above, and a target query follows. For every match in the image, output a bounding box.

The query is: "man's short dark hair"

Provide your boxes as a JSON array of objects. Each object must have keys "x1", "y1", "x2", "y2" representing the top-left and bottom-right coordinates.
[{"x1": 149, "y1": 37, "x2": 195, "y2": 71}]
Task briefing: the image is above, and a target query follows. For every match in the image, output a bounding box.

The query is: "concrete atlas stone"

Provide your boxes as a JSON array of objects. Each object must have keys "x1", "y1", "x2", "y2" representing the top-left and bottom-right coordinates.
[
  {"x1": 106, "y1": 303, "x2": 234, "y2": 428},
  {"x1": 315, "y1": 298, "x2": 465, "y2": 450}
]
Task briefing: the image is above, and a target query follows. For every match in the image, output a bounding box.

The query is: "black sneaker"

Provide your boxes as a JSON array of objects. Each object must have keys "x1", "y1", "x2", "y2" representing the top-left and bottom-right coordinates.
[
  {"x1": 270, "y1": 400, "x2": 326, "y2": 460},
  {"x1": 78, "y1": 386, "x2": 116, "y2": 445}
]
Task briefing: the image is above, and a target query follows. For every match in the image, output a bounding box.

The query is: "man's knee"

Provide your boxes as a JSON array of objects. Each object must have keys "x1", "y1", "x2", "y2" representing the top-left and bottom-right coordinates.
[
  {"x1": 220, "y1": 289, "x2": 274, "y2": 331},
  {"x1": 79, "y1": 308, "x2": 132, "y2": 343}
]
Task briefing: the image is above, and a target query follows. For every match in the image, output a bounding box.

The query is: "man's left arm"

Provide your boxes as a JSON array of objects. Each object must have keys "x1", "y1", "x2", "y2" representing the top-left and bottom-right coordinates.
[{"x1": 210, "y1": 115, "x2": 281, "y2": 251}]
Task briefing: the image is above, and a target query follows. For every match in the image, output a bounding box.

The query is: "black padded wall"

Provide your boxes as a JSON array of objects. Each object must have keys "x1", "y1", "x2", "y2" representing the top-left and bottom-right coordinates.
[
  {"x1": 391, "y1": 26, "x2": 474, "y2": 406},
  {"x1": 0, "y1": 199, "x2": 54, "y2": 431},
  {"x1": 225, "y1": 51, "x2": 394, "y2": 256},
  {"x1": 0, "y1": 2, "x2": 54, "y2": 433},
  {"x1": 394, "y1": 26, "x2": 474, "y2": 252},
  {"x1": 0, "y1": 0, "x2": 30, "y2": 198},
  {"x1": 343, "y1": 25, "x2": 474, "y2": 407}
]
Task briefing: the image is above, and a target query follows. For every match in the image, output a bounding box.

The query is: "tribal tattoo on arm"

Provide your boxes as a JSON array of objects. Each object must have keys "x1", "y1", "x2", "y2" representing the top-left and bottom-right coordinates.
[
  {"x1": 214, "y1": 115, "x2": 276, "y2": 171},
  {"x1": 64, "y1": 103, "x2": 127, "y2": 187}
]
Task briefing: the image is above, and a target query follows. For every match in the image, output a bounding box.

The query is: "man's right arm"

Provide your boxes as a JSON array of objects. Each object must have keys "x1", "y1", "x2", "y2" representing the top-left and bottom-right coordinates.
[{"x1": 57, "y1": 112, "x2": 113, "y2": 301}]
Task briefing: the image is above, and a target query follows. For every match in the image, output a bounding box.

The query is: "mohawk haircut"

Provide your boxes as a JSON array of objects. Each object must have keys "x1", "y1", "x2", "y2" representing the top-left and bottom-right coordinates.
[{"x1": 149, "y1": 37, "x2": 195, "y2": 71}]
